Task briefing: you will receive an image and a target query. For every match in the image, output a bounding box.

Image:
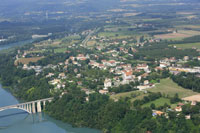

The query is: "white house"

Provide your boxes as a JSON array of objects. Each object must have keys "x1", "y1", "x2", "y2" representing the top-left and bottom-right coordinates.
[{"x1": 104, "y1": 78, "x2": 112, "y2": 90}]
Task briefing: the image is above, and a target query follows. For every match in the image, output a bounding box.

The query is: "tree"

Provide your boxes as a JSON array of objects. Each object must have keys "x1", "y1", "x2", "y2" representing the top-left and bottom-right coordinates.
[{"x1": 150, "y1": 103, "x2": 156, "y2": 109}]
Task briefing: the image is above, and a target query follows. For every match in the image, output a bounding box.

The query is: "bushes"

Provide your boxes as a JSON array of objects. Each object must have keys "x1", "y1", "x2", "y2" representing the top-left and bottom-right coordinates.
[{"x1": 133, "y1": 92, "x2": 162, "y2": 107}]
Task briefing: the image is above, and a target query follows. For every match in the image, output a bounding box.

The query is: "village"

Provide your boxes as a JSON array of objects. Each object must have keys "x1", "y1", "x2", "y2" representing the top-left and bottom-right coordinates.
[{"x1": 11, "y1": 28, "x2": 200, "y2": 120}]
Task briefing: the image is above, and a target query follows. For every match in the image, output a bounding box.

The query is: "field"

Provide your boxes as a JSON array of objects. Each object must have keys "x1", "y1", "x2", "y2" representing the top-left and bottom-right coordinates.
[
  {"x1": 182, "y1": 94, "x2": 200, "y2": 102},
  {"x1": 154, "y1": 33, "x2": 192, "y2": 40},
  {"x1": 54, "y1": 48, "x2": 68, "y2": 53},
  {"x1": 15, "y1": 57, "x2": 44, "y2": 65},
  {"x1": 110, "y1": 78, "x2": 199, "y2": 102},
  {"x1": 154, "y1": 30, "x2": 200, "y2": 40},
  {"x1": 142, "y1": 98, "x2": 170, "y2": 108},
  {"x1": 148, "y1": 78, "x2": 199, "y2": 98},
  {"x1": 87, "y1": 41, "x2": 96, "y2": 46},
  {"x1": 110, "y1": 91, "x2": 148, "y2": 102},
  {"x1": 169, "y1": 42, "x2": 200, "y2": 49},
  {"x1": 176, "y1": 25, "x2": 200, "y2": 29}
]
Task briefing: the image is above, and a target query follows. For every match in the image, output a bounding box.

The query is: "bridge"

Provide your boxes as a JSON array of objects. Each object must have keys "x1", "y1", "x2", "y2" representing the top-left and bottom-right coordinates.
[{"x1": 0, "y1": 97, "x2": 53, "y2": 114}]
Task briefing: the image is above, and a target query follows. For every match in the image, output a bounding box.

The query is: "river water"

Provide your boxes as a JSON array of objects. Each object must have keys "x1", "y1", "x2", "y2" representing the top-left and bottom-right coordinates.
[{"x1": 0, "y1": 42, "x2": 101, "y2": 133}]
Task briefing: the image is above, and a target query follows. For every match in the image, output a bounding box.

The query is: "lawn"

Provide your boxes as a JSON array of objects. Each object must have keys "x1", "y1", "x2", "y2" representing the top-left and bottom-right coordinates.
[
  {"x1": 142, "y1": 98, "x2": 170, "y2": 108},
  {"x1": 169, "y1": 42, "x2": 200, "y2": 49},
  {"x1": 148, "y1": 78, "x2": 199, "y2": 98}
]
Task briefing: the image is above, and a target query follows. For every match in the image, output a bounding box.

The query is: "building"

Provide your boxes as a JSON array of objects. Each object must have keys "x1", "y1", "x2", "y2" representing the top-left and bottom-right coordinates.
[
  {"x1": 58, "y1": 73, "x2": 66, "y2": 79},
  {"x1": 46, "y1": 73, "x2": 54, "y2": 78},
  {"x1": 136, "y1": 64, "x2": 149, "y2": 72},
  {"x1": 175, "y1": 106, "x2": 182, "y2": 112},
  {"x1": 99, "y1": 89, "x2": 109, "y2": 94},
  {"x1": 144, "y1": 80, "x2": 149, "y2": 85},
  {"x1": 104, "y1": 78, "x2": 112, "y2": 90}
]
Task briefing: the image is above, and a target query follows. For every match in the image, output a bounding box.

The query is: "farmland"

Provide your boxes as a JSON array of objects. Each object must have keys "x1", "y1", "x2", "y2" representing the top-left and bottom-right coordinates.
[
  {"x1": 170, "y1": 42, "x2": 200, "y2": 49},
  {"x1": 154, "y1": 30, "x2": 200, "y2": 40},
  {"x1": 15, "y1": 57, "x2": 44, "y2": 65}
]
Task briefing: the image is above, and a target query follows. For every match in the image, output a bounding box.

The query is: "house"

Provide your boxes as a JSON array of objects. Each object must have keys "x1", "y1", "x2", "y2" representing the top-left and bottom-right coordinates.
[
  {"x1": 49, "y1": 79, "x2": 61, "y2": 85},
  {"x1": 102, "y1": 60, "x2": 117, "y2": 67},
  {"x1": 191, "y1": 101, "x2": 197, "y2": 106},
  {"x1": 155, "y1": 66, "x2": 163, "y2": 72},
  {"x1": 144, "y1": 80, "x2": 149, "y2": 85},
  {"x1": 183, "y1": 56, "x2": 189, "y2": 61},
  {"x1": 141, "y1": 73, "x2": 149, "y2": 79},
  {"x1": 89, "y1": 60, "x2": 99, "y2": 67},
  {"x1": 175, "y1": 106, "x2": 182, "y2": 112},
  {"x1": 104, "y1": 78, "x2": 112, "y2": 90},
  {"x1": 69, "y1": 56, "x2": 75, "y2": 61},
  {"x1": 198, "y1": 56, "x2": 200, "y2": 61},
  {"x1": 81, "y1": 88, "x2": 90, "y2": 95},
  {"x1": 122, "y1": 70, "x2": 133, "y2": 81},
  {"x1": 160, "y1": 63, "x2": 168, "y2": 68},
  {"x1": 185, "y1": 115, "x2": 191, "y2": 120},
  {"x1": 99, "y1": 89, "x2": 109, "y2": 94},
  {"x1": 46, "y1": 73, "x2": 54, "y2": 78},
  {"x1": 169, "y1": 57, "x2": 176, "y2": 62},
  {"x1": 137, "y1": 64, "x2": 149, "y2": 72},
  {"x1": 77, "y1": 81, "x2": 82, "y2": 86},
  {"x1": 98, "y1": 64, "x2": 106, "y2": 70},
  {"x1": 58, "y1": 73, "x2": 66, "y2": 79},
  {"x1": 137, "y1": 85, "x2": 151, "y2": 90},
  {"x1": 76, "y1": 54, "x2": 87, "y2": 61},
  {"x1": 178, "y1": 103, "x2": 184, "y2": 106},
  {"x1": 152, "y1": 110, "x2": 164, "y2": 116},
  {"x1": 85, "y1": 97, "x2": 89, "y2": 102}
]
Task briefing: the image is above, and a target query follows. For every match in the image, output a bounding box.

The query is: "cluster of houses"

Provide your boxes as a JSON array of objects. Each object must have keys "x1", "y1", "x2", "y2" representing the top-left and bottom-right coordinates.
[
  {"x1": 155, "y1": 56, "x2": 200, "y2": 75},
  {"x1": 153, "y1": 100, "x2": 198, "y2": 120},
  {"x1": 95, "y1": 62, "x2": 153, "y2": 94}
]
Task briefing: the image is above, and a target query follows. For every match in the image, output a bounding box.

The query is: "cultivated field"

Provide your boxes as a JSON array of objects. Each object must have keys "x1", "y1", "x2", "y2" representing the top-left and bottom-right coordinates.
[
  {"x1": 154, "y1": 30, "x2": 200, "y2": 40},
  {"x1": 182, "y1": 94, "x2": 200, "y2": 102},
  {"x1": 15, "y1": 57, "x2": 44, "y2": 65},
  {"x1": 170, "y1": 42, "x2": 200, "y2": 49},
  {"x1": 155, "y1": 33, "x2": 192, "y2": 40}
]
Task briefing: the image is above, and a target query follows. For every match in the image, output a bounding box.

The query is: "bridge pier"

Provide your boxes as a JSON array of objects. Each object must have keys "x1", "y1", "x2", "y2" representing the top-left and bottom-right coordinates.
[
  {"x1": 28, "y1": 104, "x2": 32, "y2": 113},
  {"x1": 43, "y1": 101, "x2": 46, "y2": 109},
  {"x1": 37, "y1": 101, "x2": 41, "y2": 113},
  {"x1": 32, "y1": 102, "x2": 36, "y2": 113},
  {"x1": 25, "y1": 104, "x2": 28, "y2": 111}
]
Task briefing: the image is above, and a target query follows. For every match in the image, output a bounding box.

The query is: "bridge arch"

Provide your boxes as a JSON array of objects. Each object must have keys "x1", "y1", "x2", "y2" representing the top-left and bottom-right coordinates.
[{"x1": 0, "y1": 107, "x2": 31, "y2": 114}]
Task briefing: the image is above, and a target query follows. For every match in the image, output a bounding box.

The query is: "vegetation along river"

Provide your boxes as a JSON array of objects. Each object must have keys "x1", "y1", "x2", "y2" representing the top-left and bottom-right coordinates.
[{"x1": 0, "y1": 41, "x2": 101, "y2": 133}]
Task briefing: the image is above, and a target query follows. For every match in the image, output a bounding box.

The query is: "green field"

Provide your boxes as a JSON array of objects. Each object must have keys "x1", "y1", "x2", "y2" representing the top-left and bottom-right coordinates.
[
  {"x1": 142, "y1": 97, "x2": 170, "y2": 108},
  {"x1": 110, "y1": 78, "x2": 199, "y2": 102},
  {"x1": 170, "y1": 42, "x2": 200, "y2": 49},
  {"x1": 148, "y1": 78, "x2": 198, "y2": 98},
  {"x1": 110, "y1": 91, "x2": 148, "y2": 102},
  {"x1": 54, "y1": 48, "x2": 68, "y2": 53}
]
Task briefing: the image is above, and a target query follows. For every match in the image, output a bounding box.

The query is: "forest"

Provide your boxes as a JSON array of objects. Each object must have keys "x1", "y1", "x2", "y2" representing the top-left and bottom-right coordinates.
[
  {"x1": 171, "y1": 73, "x2": 200, "y2": 93},
  {"x1": 0, "y1": 52, "x2": 52, "y2": 101},
  {"x1": 46, "y1": 90, "x2": 200, "y2": 133}
]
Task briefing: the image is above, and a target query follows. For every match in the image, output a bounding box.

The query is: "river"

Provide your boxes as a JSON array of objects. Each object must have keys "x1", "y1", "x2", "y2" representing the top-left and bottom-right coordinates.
[{"x1": 0, "y1": 42, "x2": 101, "y2": 133}]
